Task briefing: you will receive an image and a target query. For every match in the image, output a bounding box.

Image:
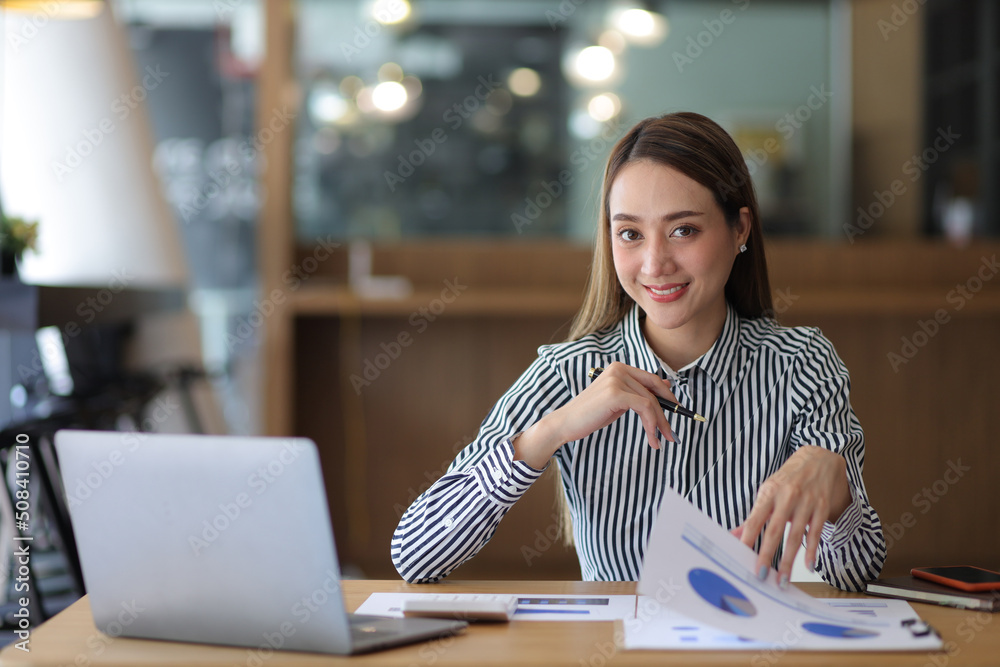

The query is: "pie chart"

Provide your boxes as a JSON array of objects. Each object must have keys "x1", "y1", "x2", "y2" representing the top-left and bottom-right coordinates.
[
  {"x1": 802, "y1": 622, "x2": 879, "y2": 638},
  {"x1": 688, "y1": 568, "x2": 757, "y2": 617}
]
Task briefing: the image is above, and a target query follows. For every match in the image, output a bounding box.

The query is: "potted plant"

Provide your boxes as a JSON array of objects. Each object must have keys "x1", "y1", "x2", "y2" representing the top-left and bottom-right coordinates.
[{"x1": 0, "y1": 214, "x2": 39, "y2": 278}]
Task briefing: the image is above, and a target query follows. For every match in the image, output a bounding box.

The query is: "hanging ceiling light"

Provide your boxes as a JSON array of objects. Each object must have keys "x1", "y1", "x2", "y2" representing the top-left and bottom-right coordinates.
[
  {"x1": 587, "y1": 92, "x2": 622, "y2": 122},
  {"x1": 574, "y1": 45, "x2": 616, "y2": 82},
  {"x1": 371, "y1": 81, "x2": 407, "y2": 112},
  {"x1": 610, "y1": 2, "x2": 668, "y2": 46},
  {"x1": 0, "y1": 0, "x2": 104, "y2": 19},
  {"x1": 308, "y1": 82, "x2": 350, "y2": 126},
  {"x1": 369, "y1": 0, "x2": 411, "y2": 25},
  {"x1": 508, "y1": 67, "x2": 541, "y2": 97}
]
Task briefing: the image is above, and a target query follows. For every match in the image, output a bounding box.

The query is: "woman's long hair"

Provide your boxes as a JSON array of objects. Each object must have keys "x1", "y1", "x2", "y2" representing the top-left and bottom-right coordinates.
[
  {"x1": 556, "y1": 112, "x2": 774, "y2": 545},
  {"x1": 569, "y1": 111, "x2": 773, "y2": 340}
]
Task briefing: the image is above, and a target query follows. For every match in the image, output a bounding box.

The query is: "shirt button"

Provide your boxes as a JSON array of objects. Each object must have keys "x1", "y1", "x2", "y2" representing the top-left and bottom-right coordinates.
[{"x1": 443, "y1": 517, "x2": 454, "y2": 528}]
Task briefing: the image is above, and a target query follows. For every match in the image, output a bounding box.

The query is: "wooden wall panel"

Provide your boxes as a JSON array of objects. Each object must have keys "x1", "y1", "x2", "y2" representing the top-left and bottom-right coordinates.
[
  {"x1": 782, "y1": 309, "x2": 1000, "y2": 575},
  {"x1": 295, "y1": 311, "x2": 581, "y2": 580},
  {"x1": 285, "y1": 240, "x2": 1000, "y2": 581}
]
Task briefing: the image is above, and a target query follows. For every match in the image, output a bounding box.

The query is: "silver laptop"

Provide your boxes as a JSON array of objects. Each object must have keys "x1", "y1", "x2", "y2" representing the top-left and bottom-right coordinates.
[{"x1": 53, "y1": 430, "x2": 466, "y2": 655}]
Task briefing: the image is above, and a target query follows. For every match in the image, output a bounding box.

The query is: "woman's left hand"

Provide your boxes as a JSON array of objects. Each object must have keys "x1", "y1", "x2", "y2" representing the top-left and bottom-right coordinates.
[{"x1": 731, "y1": 445, "x2": 852, "y2": 588}]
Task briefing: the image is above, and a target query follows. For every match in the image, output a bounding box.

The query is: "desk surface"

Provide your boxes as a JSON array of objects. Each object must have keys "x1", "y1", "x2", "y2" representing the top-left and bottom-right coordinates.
[{"x1": 2, "y1": 580, "x2": 997, "y2": 666}]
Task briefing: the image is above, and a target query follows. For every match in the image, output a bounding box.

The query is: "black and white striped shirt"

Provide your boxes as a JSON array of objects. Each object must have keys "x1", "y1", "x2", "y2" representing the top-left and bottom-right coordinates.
[{"x1": 392, "y1": 303, "x2": 885, "y2": 591}]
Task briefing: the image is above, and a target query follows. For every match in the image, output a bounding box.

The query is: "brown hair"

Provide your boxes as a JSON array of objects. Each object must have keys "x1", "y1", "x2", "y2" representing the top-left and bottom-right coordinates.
[
  {"x1": 569, "y1": 111, "x2": 773, "y2": 341},
  {"x1": 556, "y1": 112, "x2": 774, "y2": 544}
]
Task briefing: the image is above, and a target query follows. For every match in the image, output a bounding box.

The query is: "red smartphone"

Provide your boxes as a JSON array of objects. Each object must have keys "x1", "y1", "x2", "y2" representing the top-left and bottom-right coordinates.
[{"x1": 910, "y1": 566, "x2": 1000, "y2": 592}]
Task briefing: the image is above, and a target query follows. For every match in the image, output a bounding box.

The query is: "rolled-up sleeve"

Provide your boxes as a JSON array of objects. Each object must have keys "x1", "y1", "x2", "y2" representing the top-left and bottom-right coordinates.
[{"x1": 391, "y1": 352, "x2": 570, "y2": 583}]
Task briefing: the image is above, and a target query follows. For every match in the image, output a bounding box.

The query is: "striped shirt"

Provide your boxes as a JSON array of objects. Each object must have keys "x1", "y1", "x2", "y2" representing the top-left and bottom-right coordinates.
[{"x1": 392, "y1": 302, "x2": 886, "y2": 591}]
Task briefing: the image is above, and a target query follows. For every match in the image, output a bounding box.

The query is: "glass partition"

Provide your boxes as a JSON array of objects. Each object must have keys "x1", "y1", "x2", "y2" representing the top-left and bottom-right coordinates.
[{"x1": 294, "y1": 0, "x2": 848, "y2": 242}]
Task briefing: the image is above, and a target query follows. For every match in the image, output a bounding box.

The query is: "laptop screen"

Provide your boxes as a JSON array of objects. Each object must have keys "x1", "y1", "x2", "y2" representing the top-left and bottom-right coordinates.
[{"x1": 55, "y1": 430, "x2": 354, "y2": 654}]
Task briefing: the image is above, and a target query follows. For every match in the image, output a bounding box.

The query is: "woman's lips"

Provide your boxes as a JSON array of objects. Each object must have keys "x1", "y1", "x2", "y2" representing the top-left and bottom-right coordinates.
[{"x1": 644, "y1": 282, "x2": 689, "y2": 302}]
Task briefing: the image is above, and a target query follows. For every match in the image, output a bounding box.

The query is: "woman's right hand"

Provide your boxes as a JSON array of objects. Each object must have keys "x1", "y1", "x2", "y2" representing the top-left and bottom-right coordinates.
[{"x1": 511, "y1": 362, "x2": 678, "y2": 469}]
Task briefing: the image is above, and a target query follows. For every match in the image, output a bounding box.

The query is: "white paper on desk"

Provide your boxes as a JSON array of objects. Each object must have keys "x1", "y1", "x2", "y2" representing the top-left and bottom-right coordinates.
[
  {"x1": 636, "y1": 487, "x2": 942, "y2": 650},
  {"x1": 355, "y1": 593, "x2": 637, "y2": 621},
  {"x1": 623, "y1": 598, "x2": 942, "y2": 651}
]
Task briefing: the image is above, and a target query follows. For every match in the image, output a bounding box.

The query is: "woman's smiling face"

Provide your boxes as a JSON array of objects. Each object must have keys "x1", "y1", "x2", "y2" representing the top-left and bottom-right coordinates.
[{"x1": 609, "y1": 159, "x2": 749, "y2": 351}]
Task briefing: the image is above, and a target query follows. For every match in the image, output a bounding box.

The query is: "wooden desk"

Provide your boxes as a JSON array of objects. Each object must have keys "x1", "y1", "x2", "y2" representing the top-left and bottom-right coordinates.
[{"x1": 3, "y1": 580, "x2": 998, "y2": 666}]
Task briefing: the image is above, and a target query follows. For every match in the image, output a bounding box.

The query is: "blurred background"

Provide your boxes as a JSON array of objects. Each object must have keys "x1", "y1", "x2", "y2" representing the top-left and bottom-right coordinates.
[{"x1": 0, "y1": 0, "x2": 997, "y2": 630}]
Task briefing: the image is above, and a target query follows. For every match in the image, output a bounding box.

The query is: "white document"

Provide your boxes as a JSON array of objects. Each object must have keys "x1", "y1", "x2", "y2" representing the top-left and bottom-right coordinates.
[
  {"x1": 635, "y1": 487, "x2": 942, "y2": 651},
  {"x1": 624, "y1": 598, "x2": 939, "y2": 651},
  {"x1": 356, "y1": 593, "x2": 637, "y2": 622}
]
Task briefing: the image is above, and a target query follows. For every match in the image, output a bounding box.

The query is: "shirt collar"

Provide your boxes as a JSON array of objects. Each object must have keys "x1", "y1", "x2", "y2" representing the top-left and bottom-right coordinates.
[
  {"x1": 617, "y1": 301, "x2": 745, "y2": 389},
  {"x1": 697, "y1": 302, "x2": 745, "y2": 389},
  {"x1": 618, "y1": 303, "x2": 661, "y2": 373}
]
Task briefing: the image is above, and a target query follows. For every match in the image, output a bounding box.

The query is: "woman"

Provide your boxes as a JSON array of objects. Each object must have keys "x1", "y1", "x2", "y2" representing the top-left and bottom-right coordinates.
[{"x1": 392, "y1": 112, "x2": 885, "y2": 592}]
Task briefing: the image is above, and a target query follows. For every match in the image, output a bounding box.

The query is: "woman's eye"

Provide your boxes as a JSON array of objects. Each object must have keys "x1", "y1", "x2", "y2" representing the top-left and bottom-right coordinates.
[
  {"x1": 671, "y1": 225, "x2": 696, "y2": 238},
  {"x1": 618, "y1": 229, "x2": 641, "y2": 242}
]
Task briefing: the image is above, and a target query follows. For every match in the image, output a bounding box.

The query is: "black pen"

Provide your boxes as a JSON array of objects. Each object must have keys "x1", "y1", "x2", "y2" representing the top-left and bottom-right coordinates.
[{"x1": 588, "y1": 367, "x2": 706, "y2": 423}]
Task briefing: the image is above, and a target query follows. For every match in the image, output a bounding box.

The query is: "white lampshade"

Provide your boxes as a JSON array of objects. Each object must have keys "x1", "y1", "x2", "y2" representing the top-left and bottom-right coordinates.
[{"x1": 0, "y1": 5, "x2": 188, "y2": 288}]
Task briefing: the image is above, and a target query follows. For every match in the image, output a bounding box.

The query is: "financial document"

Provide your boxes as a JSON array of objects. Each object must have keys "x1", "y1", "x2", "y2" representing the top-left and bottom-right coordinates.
[
  {"x1": 622, "y1": 597, "x2": 937, "y2": 651},
  {"x1": 631, "y1": 487, "x2": 942, "y2": 651},
  {"x1": 356, "y1": 592, "x2": 637, "y2": 622}
]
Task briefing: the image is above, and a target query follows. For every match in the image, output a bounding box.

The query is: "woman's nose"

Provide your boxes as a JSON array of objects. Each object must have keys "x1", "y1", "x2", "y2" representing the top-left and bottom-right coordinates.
[{"x1": 642, "y1": 236, "x2": 675, "y2": 276}]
